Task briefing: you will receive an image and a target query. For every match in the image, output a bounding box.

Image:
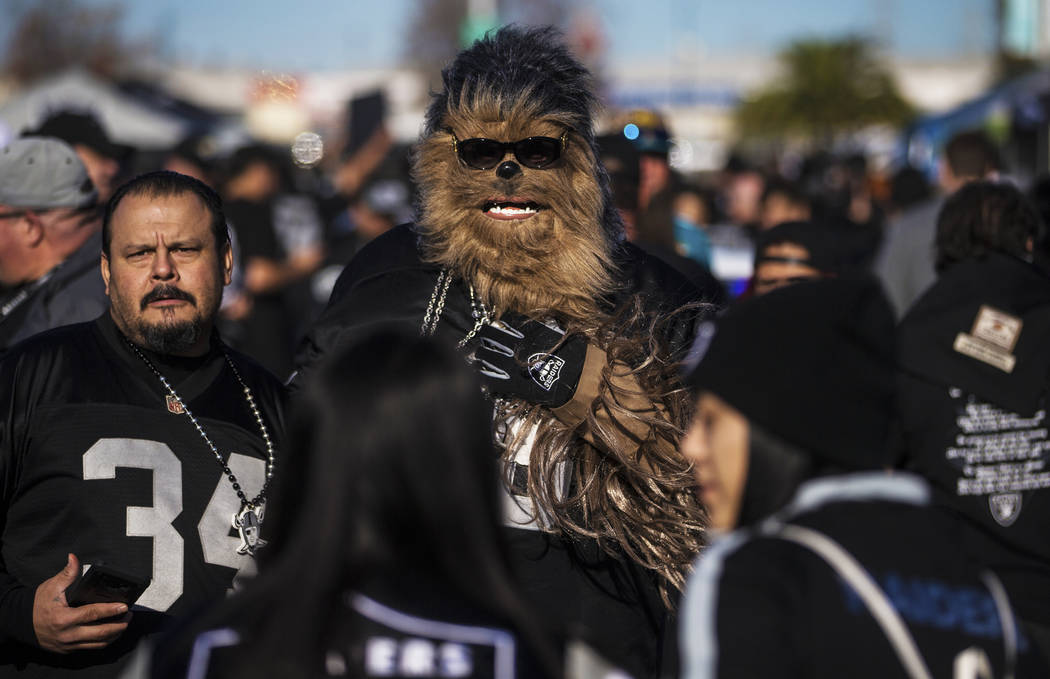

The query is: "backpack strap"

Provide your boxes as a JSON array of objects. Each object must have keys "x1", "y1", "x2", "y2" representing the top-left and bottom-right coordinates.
[
  {"x1": 774, "y1": 523, "x2": 935, "y2": 679},
  {"x1": 980, "y1": 570, "x2": 1017, "y2": 679}
]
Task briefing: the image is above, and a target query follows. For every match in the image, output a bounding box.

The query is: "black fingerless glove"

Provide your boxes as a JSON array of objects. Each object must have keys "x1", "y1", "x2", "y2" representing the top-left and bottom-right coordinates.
[{"x1": 471, "y1": 312, "x2": 587, "y2": 407}]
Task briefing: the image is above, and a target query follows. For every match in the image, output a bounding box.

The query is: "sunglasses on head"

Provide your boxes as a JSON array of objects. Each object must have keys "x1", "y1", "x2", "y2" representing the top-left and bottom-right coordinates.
[{"x1": 451, "y1": 131, "x2": 569, "y2": 170}]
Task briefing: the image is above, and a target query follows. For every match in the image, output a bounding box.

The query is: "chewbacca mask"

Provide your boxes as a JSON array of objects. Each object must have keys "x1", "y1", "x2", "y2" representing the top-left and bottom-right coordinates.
[
  {"x1": 413, "y1": 26, "x2": 706, "y2": 605},
  {"x1": 414, "y1": 26, "x2": 622, "y2": 322}
]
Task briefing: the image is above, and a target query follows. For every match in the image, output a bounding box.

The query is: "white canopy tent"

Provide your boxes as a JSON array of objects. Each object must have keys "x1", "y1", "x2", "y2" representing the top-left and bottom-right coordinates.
[{"x1": 0, "y1": 70, "x2": 189, "y2": 150}]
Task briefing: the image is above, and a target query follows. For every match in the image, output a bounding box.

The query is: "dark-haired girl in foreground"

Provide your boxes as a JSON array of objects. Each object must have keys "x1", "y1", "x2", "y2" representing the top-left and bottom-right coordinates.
[{"x1": 134, "y1": 332, "x2": 616, "y2": 679}]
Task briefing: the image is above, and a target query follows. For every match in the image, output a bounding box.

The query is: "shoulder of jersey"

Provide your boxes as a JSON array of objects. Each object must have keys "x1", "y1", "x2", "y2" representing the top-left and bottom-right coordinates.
[{"x1": 2, "y1": 319, "x2": 99, "y2": 366}]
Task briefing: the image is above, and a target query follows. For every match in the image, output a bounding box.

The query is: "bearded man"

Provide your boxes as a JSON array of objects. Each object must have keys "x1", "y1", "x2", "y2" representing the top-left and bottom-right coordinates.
[
  {"x1": 0, "y1": 171, "x2": 285, "y2": 677},
  {"x1": 295, "y1": 27, "x2": 708, "y2": 677}
]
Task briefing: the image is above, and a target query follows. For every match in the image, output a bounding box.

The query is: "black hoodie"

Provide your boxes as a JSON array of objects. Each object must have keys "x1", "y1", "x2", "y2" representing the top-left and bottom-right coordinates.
[{"x1": 897, "y1": 252, "x2": 1050, "y2": 625}]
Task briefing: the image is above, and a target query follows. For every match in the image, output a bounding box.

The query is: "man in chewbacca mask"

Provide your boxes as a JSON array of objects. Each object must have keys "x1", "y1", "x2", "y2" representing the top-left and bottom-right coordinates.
[{"x1": 295, "y1": 26, "x2": 709, "y2": 677}]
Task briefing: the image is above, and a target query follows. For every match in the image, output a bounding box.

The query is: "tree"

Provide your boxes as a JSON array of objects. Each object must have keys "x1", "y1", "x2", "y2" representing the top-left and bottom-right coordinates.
[
  {"x1": 2, "y1": 0, "x2": 151, "y2": 84},
  {"x1": 735, "y1": 37, "x2": 915, "y2": 144}
]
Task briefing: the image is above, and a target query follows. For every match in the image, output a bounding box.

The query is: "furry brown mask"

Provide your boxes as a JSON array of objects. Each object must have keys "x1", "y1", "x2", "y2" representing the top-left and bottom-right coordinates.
[
  {"x1": 415, "y1": 94, "x2": 613, "y2": 322},
  {"x1": 413, "y1": 28, "x2": 706, "y2": 608}
]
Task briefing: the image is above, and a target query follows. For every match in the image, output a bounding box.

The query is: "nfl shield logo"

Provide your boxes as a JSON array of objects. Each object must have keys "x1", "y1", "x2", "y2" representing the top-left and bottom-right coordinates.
[
  {"x1": 165, "y1": 394, "x2": 185, "y2": 414},
  {"x1": 989, "y1": 493, "x2": 1022, "y2": 527}
]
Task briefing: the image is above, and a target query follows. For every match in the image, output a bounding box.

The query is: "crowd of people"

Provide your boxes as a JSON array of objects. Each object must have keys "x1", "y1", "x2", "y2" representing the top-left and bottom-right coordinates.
[{"x1": 1, "y1": 24, "x2": 1049, "y2": 679}]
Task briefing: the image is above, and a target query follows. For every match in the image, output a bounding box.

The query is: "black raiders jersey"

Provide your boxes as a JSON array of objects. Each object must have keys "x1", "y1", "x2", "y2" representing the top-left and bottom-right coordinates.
[
  {"x1": 164, "y1": 573, "x2": 629, "y2": 679},
  {"x1": 0, "y1": 314, "x2": 286, "y2": 677},
  {"x1": 186, "y1": 594, "x2": 548, "y2": 679}
]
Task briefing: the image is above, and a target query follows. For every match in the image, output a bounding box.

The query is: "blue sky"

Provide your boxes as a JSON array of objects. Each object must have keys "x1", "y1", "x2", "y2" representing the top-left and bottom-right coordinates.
[{"x1": 5, "y1": 0, "x2": 998, "y2": 71}]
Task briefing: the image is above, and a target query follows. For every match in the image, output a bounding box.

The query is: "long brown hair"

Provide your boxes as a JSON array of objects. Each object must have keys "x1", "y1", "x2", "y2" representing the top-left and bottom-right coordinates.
[{"x1": 499, "y1": 301, "x2": 709, "y2": 605}]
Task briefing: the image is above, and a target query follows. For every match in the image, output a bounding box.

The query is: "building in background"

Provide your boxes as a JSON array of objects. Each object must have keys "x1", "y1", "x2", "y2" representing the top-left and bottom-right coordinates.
[{"x1": 1001, "y1": 0, "x2": 1050, "y2": 58}]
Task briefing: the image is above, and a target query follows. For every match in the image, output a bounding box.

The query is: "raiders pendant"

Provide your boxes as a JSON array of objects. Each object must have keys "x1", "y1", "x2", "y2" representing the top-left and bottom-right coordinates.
[{"x1": 233, "y1": 504, "x2": 267, "y2": 556}]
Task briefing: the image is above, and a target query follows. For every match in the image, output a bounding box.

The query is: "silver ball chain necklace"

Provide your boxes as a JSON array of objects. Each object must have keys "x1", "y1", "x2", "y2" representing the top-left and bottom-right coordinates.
[
  {"x1": 124, "y1": 338, "x2": 275, "y2": 557},
  {"x1": 421, "y1": 268, "x2": 490, "y2": 346},
  {"x1": 422, "y1": 271, "x2": 536, "y2": 462}
]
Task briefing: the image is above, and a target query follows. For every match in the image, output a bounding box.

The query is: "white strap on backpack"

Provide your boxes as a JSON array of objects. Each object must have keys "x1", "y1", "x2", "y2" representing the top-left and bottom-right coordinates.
[{"x1": 774, "y1": 523, "x2": 1017, "y2": 679}]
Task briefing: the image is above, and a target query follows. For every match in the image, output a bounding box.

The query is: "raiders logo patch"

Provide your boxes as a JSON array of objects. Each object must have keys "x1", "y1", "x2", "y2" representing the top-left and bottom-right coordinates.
[
  {"x1": 989, "y1": 492, "x2": 1022, "y2": 527},
  {"x1": 528, "y1": 352, "x2": 565, "y2": 392},
  {"x1": 953, "y1": 306, "x2": 1023, "y2": 374}
]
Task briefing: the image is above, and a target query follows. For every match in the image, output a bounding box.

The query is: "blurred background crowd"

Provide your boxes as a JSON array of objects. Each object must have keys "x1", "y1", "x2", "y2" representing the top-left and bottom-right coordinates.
[{"x1": 1, "y1": 0, "x2": 1048, "y2": 376}]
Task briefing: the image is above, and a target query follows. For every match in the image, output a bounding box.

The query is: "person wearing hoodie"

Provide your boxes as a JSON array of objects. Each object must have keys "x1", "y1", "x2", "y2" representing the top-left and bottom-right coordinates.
[
  {"x1": 896, "y1": 180, "x2": 1050, "y2": 662},
  {"x1": 678, "y1": 277, "x2": 1044, "y2": 678}
]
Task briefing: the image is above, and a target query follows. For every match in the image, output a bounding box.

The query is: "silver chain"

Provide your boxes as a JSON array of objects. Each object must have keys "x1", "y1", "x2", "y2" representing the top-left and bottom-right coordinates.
[
  {"x1": 458, "y1": 282, "x2": 490, "y2": 347},
  {"x1": 125, "y1": 340, "x2": 275, "y2": 512},
  {"x1": 420, "y1": 268, "x2": 491, "y2": 347},
  {"x1": 420, "y1": 269, "x2": 452, "y2": 337}
]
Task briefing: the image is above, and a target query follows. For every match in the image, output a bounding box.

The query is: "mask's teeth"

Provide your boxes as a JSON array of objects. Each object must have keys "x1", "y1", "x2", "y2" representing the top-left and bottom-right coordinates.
[{"x1": 486, "y1": 203, "x2": 539, "y2": 215}]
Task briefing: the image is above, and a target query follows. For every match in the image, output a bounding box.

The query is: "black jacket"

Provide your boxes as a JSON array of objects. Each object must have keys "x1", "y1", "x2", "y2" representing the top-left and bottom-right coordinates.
[
  {"x1": 896, "y1": 253, "x2": 1050, "y2": 624},
  {"x1": 0, "y1": 234, "x2": 107, "y2": 355},
  {"x1": 681, "y1": 472, "x2": 1045, "y2": 678}
]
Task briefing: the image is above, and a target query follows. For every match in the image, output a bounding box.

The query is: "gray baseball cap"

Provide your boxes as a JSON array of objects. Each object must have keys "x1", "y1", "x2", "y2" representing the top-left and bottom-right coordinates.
[{"x1": 0, "y1": 137, "x2": 98, "y2": 209}]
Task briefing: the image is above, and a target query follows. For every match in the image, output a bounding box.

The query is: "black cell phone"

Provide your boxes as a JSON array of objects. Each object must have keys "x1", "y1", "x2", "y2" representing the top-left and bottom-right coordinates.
[
  {"x1": 344, "y1": 90, "x2": 386, "y2": 157},
  {"x1": 64, "y1": 563, "x2": 150, "y2": 607}
]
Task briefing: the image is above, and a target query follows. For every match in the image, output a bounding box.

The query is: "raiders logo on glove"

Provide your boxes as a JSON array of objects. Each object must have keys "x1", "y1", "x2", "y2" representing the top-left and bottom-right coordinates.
[{"x1": 472, "y1": 312, "x2": 587, "y2": 407}]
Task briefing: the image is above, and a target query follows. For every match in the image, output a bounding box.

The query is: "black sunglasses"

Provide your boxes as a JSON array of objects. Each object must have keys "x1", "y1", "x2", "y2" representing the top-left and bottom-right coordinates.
[{"x1": 451, "y1": 131, "x2": 568, "y2": 170}]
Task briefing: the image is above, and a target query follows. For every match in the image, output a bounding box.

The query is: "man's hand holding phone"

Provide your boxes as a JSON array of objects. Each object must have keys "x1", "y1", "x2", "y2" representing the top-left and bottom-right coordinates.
[{"x1": 32, "y1": 554, "x2": 132, "y2": 654}]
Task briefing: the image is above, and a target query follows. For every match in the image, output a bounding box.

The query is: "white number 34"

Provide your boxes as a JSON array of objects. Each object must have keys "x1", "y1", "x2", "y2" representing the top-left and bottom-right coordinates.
[{"x1": 82, "y1": 438, "x2": 264, "y2": 612}]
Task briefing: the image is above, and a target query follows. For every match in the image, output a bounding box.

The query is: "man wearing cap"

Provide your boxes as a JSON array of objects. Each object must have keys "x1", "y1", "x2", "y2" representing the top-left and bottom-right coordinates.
[
  {"x1": 26, "y1": 112, "x2": 130, "y2": 202},
  {"x1": 0, "y1": 137, "x2": 106, "y2": 353},
  {"x1": 624, "y1": 110, "x2": 678, "y2": 248},
  {"x1": 678, "y1": 278, "x2": 1043, "y2": 678}
]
